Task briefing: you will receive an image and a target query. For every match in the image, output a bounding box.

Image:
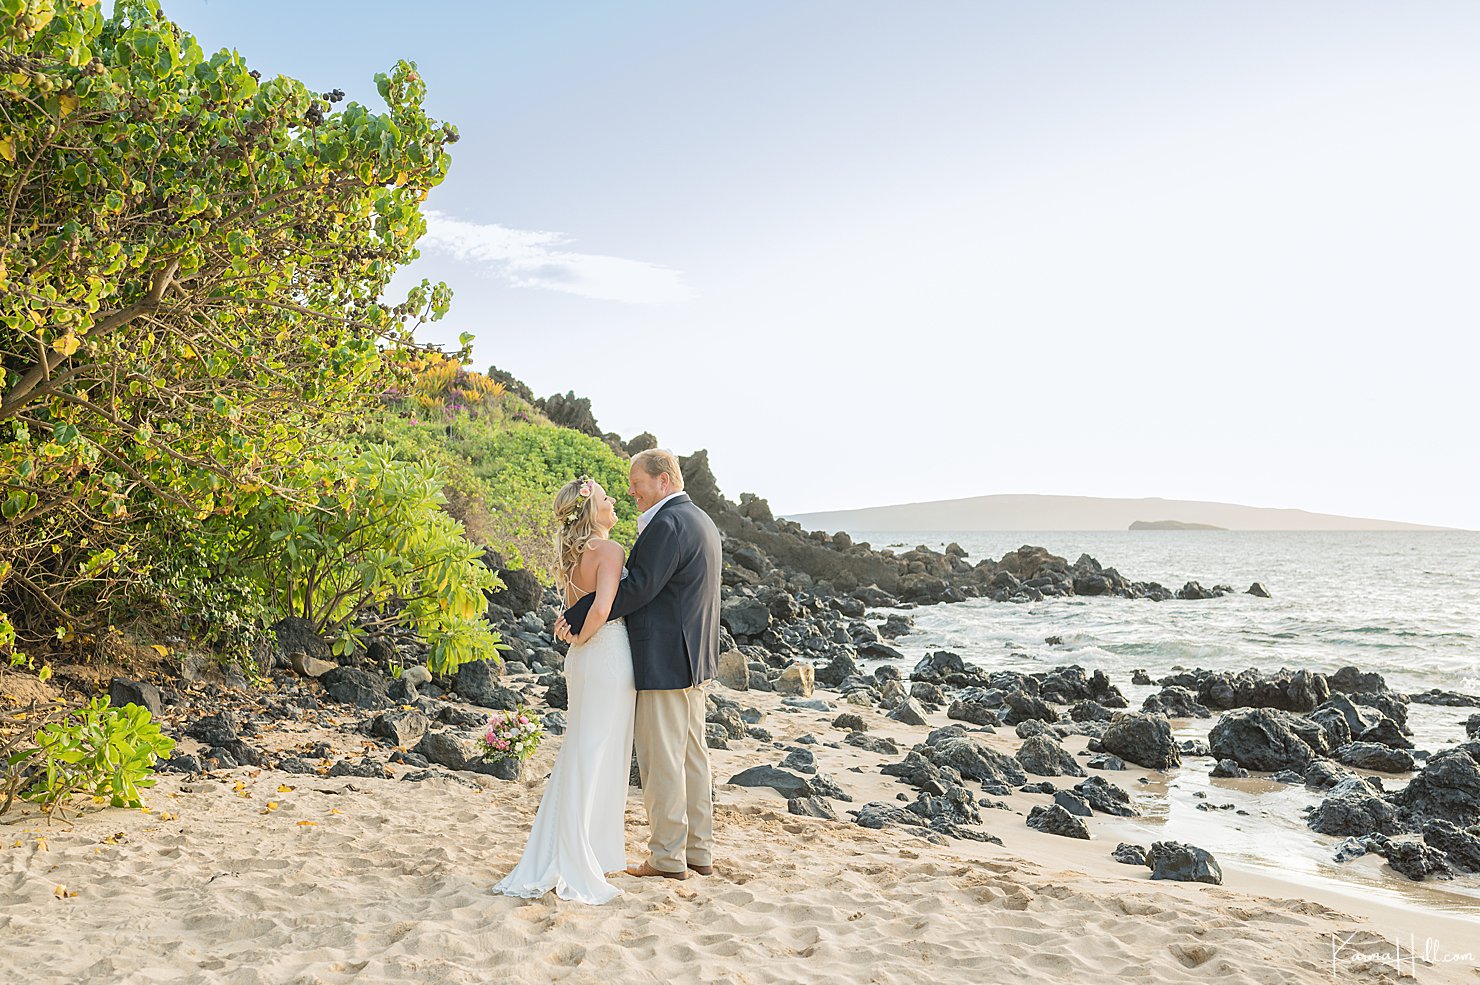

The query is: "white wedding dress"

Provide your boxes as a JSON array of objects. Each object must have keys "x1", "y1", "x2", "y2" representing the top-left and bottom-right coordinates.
[{"x1": 493, "y1": 574, "x2": 636, "y2": 904}]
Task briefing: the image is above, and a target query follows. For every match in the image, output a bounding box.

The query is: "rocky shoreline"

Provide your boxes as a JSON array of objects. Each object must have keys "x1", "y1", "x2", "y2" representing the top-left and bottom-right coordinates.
[{"x1": 126, "y1": 500, "x2": 1478, "y2": 892}]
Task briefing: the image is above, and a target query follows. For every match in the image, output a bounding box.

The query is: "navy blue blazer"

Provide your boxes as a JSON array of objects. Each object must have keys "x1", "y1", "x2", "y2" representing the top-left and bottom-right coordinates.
[{"x1": 562, "y1": 493, "x2": 722, "y2": 690}]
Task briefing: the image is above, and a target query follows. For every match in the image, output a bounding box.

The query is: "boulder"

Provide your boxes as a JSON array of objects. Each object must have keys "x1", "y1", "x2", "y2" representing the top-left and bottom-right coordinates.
[
  {"x1": 948, "y1": 698, "x2": 1000, "y2": 727},
  {"x1": 414, "y1": 730, "x2": 479, "y2": 771},
  {"x1": 728, "y1": 765, "x2": 816, "y2": 800},
  {"x1": 1140, "y1": 686, "x2": 1209, "y2": 719},
  {"x1": 1073, "y1": 775, "x2": 1138, "y2": 816},
  {"x1": 320, "y1": 666, "x2": 390, "y2": 710},
  {"x1": 788, "y1": 797, "x2": 838, "y2": 820},
  {"x1": 456, "y1": 660, "x2": 522, "y2": 710},
  {"x1": 927, "y1": 736, "x2": 1027, "y2": 787},
  {"x1": 1388, "y1": 746, "x2": 1480, "y2": 827},
  {"x1": 815, "y1": 652, "x2": 860, "y2": 689},
  {"x1": 109, "y1": 678, "x2": 163, "y2": 719},
  {"x1": 716, "y1": 650, "x2": 750, "y2": 691},
  {"x1": 1002, "y1": 690, "x2": 1058, "y2": 726},
  {"x1": 1112, "y1": 843, "x2": 1147, "y2": 865},
  {"x1": 1146, "y1": 841, "x2": 1222, "y2": 884},
  {"x1": 1306, "y1": 791, "x2": 1401, "y2": 837},
  {"x1": 777, "y1": 664, "x2": 815, "y2": 698},
  {"x1": 1101, "y1": 712, "x2": 1180, "y2": 770},
  {"x1": 1026, "y1": 804, "x2": 1090, "y2": 839},
  {"x1": 888, "y1": 697, "x2": 930, "y2": 727},
  {"x1": 371, "y1": 709, "x2": 430, "y2": 747},
  {"x1": 1208, "y1": 708, "x2": 1319, "y2": 772},
  {"x1": 721, "y1": 598, "x2": 772, "y2": 638},
  {"x1": 1016, "y1": 735, "x2": 1085, "y2": 778},
  {"x1": 1422, "y1": 819, "x2": 1480, "y2": 873},
  {"x1": 1332, "y1": 742, "x2": 1416, "y2": 774}
]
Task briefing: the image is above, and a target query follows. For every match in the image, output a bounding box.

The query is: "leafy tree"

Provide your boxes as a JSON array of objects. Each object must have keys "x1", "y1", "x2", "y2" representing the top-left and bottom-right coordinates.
[{"x1": 0, "y1": 0, "x2": 461, "y2": 654}]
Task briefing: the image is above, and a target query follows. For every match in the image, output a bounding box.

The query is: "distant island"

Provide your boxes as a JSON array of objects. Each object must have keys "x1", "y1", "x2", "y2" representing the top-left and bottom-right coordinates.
[
  {"x1": 782, "y1": 494, "x2": 1459, "y2": 532},
  {"x1": 1129, "y1": 520, "x2": 1227, "y2": 531}
]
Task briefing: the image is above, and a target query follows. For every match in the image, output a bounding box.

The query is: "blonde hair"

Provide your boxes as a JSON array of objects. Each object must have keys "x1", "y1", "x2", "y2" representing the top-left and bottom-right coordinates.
[
  {"x1": 552, "y1": 477, "x2": 600, "y2": 597},
  {"x1": 631, "y1": 448, "x2": 684, "y2": 490}
]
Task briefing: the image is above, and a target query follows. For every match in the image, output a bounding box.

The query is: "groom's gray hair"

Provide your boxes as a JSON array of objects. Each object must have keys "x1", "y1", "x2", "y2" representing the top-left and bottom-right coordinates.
[{"x1": 631, "y1": 448, "x2": 685, "y2": 490}]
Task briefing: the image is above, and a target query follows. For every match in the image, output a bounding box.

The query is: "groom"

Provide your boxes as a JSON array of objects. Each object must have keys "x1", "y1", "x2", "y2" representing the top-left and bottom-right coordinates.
[{"x1": 554, "y1": 448, "x2": 722, "y2": 881}]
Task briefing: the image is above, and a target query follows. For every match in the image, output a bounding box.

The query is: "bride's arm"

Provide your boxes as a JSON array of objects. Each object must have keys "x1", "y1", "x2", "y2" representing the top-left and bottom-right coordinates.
[{"x1": 571, "y1": 542, "x2": 624, "y2": 646}]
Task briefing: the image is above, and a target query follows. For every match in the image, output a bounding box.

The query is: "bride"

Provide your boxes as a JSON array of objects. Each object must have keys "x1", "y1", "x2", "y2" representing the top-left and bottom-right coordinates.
[{"x1": 492, "y1": 475, "x2": 635, "y2": 904}]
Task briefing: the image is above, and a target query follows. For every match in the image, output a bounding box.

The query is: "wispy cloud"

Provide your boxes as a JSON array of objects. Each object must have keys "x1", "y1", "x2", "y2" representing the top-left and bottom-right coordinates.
[{"x1": 419, "y1": 211, "x2": 694, "y2": 304}]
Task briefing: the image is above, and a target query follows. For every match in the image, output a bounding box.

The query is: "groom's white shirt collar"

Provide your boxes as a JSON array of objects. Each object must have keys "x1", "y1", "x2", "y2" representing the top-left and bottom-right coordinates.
[{"x1": 636, "y1": 491, "x2": 684, "y2": 535}]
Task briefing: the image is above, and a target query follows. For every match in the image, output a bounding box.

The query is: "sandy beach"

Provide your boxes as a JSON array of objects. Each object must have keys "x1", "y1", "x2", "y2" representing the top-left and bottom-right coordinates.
[{"x1": 3, "y1": 676, "x2": 1476, "y2": 985}]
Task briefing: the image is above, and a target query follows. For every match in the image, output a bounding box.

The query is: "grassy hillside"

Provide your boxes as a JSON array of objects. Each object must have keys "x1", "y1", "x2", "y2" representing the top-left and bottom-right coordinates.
[{"x1": 355, "y1": 356, "x2": 639, "y2": 578}]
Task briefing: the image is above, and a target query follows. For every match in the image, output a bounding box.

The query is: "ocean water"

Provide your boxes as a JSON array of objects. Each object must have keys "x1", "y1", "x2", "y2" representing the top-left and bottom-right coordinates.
[
  {"x1": 850, "y1": 530, "x2": 1480, "y2": 913},
  {"x1": 852, "y1": 530, "x2": 1480, "y2": 696}
]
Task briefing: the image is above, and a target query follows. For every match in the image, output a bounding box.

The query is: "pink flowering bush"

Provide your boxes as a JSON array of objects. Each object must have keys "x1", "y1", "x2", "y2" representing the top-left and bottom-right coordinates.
[{"x1": 481, "y1": 706, "x2": 544, "y2": 763}]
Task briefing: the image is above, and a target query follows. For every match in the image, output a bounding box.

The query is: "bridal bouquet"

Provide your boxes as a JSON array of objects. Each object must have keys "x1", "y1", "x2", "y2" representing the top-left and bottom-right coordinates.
[{"x1": 481, "y1": 707, "x2": 543, "y2": 763}]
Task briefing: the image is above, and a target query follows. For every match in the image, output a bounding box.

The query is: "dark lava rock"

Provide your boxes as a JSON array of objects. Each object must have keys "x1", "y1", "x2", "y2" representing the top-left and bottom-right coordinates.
[
  {"x1": 888, "y1": 697, "x2": 930, "y2": 727},
  {"x1": 1208, "y1": 708, "x2": 1320, "y2": 772},
  {"x1": 186, "y1": 710, "x2": 239, "y2": 746},
  {"x1": 789, "y1": 796, "x2": 838, "y2": 820},
  {"x1": 832, "y1": 712, "x2": 866, "y2": 732},
  {"x1": 543, "y1": 677, "x2": 569, "y2": 711},
  {"x1": 721, "y1": 598, "x2": 772, "y2": 637},
  {"x1": 371, "y1": 709, "x2": 430, "y2": 747},
  {"x1": 1069, "y1": 701, "x2": 1115, "y2": 723},
  {"x1": 851, "y1": 802, "x2": 929, "y2": 830},
  {"x1": 1329, "y1": 666, "x2": 1387, "y2": 694},
  {"x1": 1112, "y1": 843, "x2": 1147, "y2": 865},
  {"x1": 1085, "y1": 752, "x2": 1126, "y2": 771},
  {"x1": 1026, "y1": 803, "x2": 1090, "y2": 839},
  {"x1": 329, "y1": 757, "x2": 389, "y2": 779},
  {"x1": 1141, "y1": 686, "x2": 1209, "y2": 719},
  {"x1": 1053, "y1": 790, "x2": 1092, "y2": 817},
  {"x1": 1073, "y1": 775, "x2": 1138, "y2": 816},
  {"x1": 728, "y1": 765, "x2": 816, "y2": 800},
  {"x1": 1002, "y1": 690, "x2": 1058, "y2": 726},
  {"x1": 1246, "y1": 582, "x2": 1271, "y2": 598},
  {"x1": 1387, "y1": 746, "x2": 1480, "y2": 827},
  {"x1": 1016, "y1": 734, "x2": 1086, "y2": 778},
  {"x1": 912, "y1": 651, "x2": 967, "y2": 684},
  {"x1": 927, "y1": 736, "x2": 1027, "y2": 787},
  {"x1": 846, "y1": 731, "x2": 900, "y2": 756},
  {"x1": 881, "y1": 750, "x2": 961, "y2": 795},
  {"x1": 1101, "y1": 712, "x2": 1180, "y2": 770},
  {"x1": 1381, "y1": 840, "x2": 1455, "y2": 881},
  {"x1": 414, "y1": 731, "x2": 478, "y2": 771},
  {"x1": 780, "y1": 748, "x2": 817, "y2": 774},
  {"x1": 1210, "y1": 758, "x2": 1248, "y2": 779},
  {"x1": 1307, "y1": 790, "x2": 1401, "y2": 837},
  {"x1": 1422, "y1": 819, "x2": 1480, "y2": 873},
  {"x1": 1180, "y1": 738, "x2": 1212, "y2": 758},
  {"x1": 1356, "y1": 718, "x2": 1414, "y2": 750},
  {"x1": 1333, "y1": 742, "x2": 1415, "y2": 774},
  {"x1": 321, "y1": 666, "x2": 391, "y2": 710},
  {"x1": 816, "y1": 652, "x2": 860, "y2": 688},
  {"x1": 110, "y1": 678, "x2": 163, "y2": 718},
  {"x1": 275, "y1": 756, "x2": 316, "y2": 775},
  {"x1": 161, "y1": 753, "x2": 202, "y2": 774},
  {"x1": 1146, "y1": 841, "x2": 1222, "y2": 884},
  {"x1": 454, "y1": 660, "x2": 517, "y2": 709}
]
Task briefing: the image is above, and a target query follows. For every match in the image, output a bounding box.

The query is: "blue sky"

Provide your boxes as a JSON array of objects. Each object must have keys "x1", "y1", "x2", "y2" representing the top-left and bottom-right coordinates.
[{"x1": 169, "y1": 1, "x2": 1480, "y2": 528}]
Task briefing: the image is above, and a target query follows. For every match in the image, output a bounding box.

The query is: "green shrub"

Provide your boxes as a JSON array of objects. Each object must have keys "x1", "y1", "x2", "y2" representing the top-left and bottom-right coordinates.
[
  {"x1": 16, "y1": 695, "x2": 175, "y2": 817},
  {"x1": 213, "y1": 442, "x2": 504, "y2": 674},
  {"x1": 0, "y1": 0, "x2": 457, "y2": 655}
]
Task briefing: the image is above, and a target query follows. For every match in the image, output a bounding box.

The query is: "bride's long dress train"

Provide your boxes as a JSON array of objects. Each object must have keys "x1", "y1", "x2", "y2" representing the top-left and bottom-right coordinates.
[{"x1": 492, "y1": 617, "x2": 635, "y2": 904}]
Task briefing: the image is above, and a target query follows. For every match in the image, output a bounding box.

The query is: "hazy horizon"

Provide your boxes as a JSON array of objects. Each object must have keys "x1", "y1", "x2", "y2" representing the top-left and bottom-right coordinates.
[
  {"x1": 784, "y1": 493, "x2": 1467, "y2": 533},
  {"x1": 166, "y1": 1, "x2": 1480, "y2": 530}
]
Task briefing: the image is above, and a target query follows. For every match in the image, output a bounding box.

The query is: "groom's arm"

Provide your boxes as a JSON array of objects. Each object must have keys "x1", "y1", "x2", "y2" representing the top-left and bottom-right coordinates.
[{"x1": 561, "y1": 517, "x2": 685, "y2": 634}]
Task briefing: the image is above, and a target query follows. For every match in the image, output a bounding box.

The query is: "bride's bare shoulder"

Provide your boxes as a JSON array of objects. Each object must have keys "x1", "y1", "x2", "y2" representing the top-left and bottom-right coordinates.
[{"x1": 586, "y1": 538, "x2": 626, "y2": 565}]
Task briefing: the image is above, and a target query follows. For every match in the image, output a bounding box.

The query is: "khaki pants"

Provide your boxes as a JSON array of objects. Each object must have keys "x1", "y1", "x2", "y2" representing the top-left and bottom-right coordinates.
[{"x1": 634, "y1": 683, "x2": 714, "y2": 872}]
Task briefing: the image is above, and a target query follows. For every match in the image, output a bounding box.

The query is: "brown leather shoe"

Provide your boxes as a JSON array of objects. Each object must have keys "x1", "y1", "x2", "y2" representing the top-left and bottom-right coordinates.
[
  {"x1": 625, "y1": 860, "x2": 690, "y2": 880},
  {"x1": 687, "y1": 862, "x2": 713, "y2": 876}
]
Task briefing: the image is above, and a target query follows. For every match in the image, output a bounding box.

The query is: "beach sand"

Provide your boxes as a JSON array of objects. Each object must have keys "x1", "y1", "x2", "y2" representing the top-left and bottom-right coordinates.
[{"x1": 2, "y1": 680, "x2": 1476, "y2": 985}]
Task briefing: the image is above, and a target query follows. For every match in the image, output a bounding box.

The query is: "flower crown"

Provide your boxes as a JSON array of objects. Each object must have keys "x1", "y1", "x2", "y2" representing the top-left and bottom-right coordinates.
[{"x1": 559, "y1": 475, "x2": 596, "y2": 526}]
